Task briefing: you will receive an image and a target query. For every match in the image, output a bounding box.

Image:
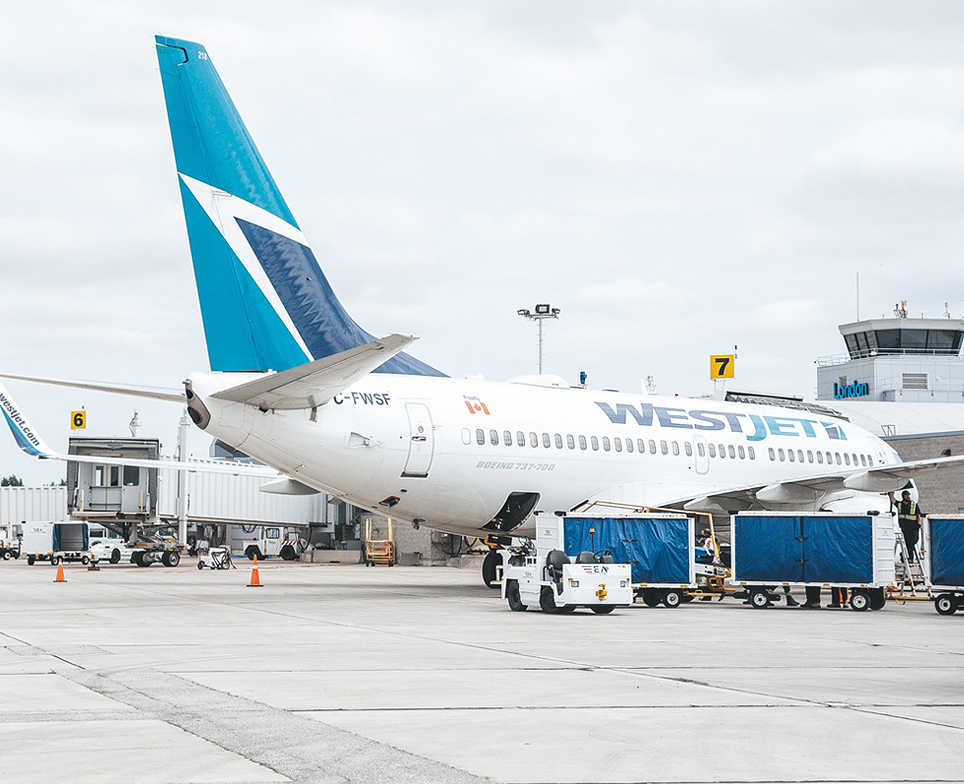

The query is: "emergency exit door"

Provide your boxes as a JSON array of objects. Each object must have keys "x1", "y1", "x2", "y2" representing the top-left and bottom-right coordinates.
[{"x1": 402, "y1": 403, "x2": 435, "y2": 477}]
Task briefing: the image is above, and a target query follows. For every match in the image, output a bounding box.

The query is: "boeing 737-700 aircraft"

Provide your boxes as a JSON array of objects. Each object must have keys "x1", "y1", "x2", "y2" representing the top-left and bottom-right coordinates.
[{"x1": 3, "y1": 36, "x2": 963, "y2": 571}]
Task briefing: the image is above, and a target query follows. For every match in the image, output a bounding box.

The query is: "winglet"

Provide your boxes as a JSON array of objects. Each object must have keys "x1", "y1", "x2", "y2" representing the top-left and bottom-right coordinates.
[{"x1": 0, "y1": 381, "x2": 56, "y2": 458}]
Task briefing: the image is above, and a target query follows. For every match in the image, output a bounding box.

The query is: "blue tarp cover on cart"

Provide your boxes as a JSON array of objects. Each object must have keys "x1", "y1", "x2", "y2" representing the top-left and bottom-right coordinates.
[
  {"x1": 564, "y1": 517, "x2": 689, "y2": 584},
  {"x1": 930, "y1": 518, "x2": 964, "y2": 587},
  {"x1": 733, "y1": 515, "x2": 873, "y2": 584}
]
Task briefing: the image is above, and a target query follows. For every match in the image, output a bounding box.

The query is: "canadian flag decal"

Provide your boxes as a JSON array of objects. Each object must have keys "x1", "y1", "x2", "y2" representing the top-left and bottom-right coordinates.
[{"x1": 464, "y1": 398, "x2": 491, "y2": 415}]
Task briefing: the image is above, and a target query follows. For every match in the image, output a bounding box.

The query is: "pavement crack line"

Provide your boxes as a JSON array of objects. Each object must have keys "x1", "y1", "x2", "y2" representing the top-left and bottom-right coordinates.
[{"x1": 58, "y1": 666, "x2": 490, "y2": 784}]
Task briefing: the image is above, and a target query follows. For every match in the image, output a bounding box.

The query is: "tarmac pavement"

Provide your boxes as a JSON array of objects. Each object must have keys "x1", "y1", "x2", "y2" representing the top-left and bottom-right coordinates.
[{"x1": 1, "y1": 558, "x2": 963, "y2": 783}]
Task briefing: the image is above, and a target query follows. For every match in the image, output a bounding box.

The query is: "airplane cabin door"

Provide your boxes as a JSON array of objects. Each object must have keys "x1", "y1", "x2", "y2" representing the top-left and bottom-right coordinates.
[
  {"x1": 402, "y1": 403, "x2": 435, "y2": 477},
  {"x1": 693, "y1": 435, "x2": 710, "y2": 475}
]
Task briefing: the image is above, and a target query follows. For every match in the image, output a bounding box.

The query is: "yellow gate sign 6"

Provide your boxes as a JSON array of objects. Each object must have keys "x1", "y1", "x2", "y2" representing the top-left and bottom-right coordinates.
[
  {"x1": 70, "y1": 410, "x2": 87, "y2": 430},
  {"x1": 710, "y1": 355, "x2": 735, "y2": 380}
]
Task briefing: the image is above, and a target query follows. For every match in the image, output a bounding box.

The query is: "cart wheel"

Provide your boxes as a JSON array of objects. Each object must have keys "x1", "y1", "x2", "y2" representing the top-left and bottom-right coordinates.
[
  {"x1": 935, "y1": 594, "x2": 958, "y2": 615},
  {"x1": 506, "y1": 580, "x2": 527, "y2": 612},
  {"x1": 749, "y1": 589, "x2": 770, "y2": 609},
  {"x1": 539, "y1": 586, "x2": 559, "y2": 614},
  {"x1": 244, "y1": 546, "x2": 261, "y2": 561},
  {"x1": 2, "y1": 551, "x2": 9, "y2": 560},
  {"x1": 662, "y1": 590, "x2": 683, "y2": 608},
  {"x1": 279, "y1": 545, "x2": 297, "y2": 561},
  {"x1": 162, "y1": 551, "x2": 180, "y2": 568},
  {"x1": 52, "y1": 556, "x2": 63, "y2": 566},
  {"x1": 108, "y1": 549, "x2": 120, "y2": 564},
  {"x1": 26, "y1": 556, "x2": 35, "y2": 566},
  {"x1": 869, "y1": 588, "x2": 886, "y2": 611},
  {"x1": 81, "y1": 556, "x2": 90, "y2": 566},
  {"x1": 849, "y1": 590, "x2": 871, "y2": 612},
  {"x1": 641, "y1": 588, "x2": 662, "y2": 608},
  {"x1": 591, "y1": 605, "x2": 616, "y2": 614},
  {"x1": 197, "y1": 561, "x2": 204, "y2": 570},
  {"x1": 482, "y1": 550, "x2": 500, "y2": 589}
]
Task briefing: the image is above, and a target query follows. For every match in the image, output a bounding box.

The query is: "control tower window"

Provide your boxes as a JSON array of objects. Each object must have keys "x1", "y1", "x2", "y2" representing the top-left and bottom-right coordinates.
[
  {"x1": 902, "y1": 330, "x2": 926, "y2": 351},
  {"x1": 876, "y1": 329, "x2": 899, "y2": 350},
  {"x1": 845, "y1": 334, "x2": 859, "y2": 355}
]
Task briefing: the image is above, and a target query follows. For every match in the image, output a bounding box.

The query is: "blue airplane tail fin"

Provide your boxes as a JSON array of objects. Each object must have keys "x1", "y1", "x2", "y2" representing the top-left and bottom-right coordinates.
[{"x1": 154, "y1": 35, "x2": 443, "y2": 376}]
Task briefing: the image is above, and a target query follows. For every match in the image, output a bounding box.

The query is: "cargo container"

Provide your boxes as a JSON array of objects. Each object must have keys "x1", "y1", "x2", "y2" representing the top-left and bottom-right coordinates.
[
  {"x1": 924, "y1": 516, "x2": 964, "y2": 615},
  {"x1": 729, "y1": 512, "x2": 895, "y2": 611},
  {"x1": 21, "y1": 521, "x2": 92, "y2": 566}
]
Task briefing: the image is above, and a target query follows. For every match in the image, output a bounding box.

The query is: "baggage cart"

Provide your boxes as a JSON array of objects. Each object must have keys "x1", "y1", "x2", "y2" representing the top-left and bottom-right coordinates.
[
  {"x1": 924, "y1": 516, "x2": 964, "y2": 615},
  {"x1": 728, "y1": 512, "x2": 894, "y2": 611}
]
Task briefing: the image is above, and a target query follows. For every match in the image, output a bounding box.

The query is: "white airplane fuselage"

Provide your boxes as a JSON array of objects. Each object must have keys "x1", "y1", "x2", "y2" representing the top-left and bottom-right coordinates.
[{"x1": 188, "y1": 371, "x2": 902, "y2": 537}]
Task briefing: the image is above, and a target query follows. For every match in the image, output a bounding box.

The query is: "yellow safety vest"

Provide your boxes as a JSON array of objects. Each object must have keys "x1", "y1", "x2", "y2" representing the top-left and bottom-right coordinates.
[{"x1": 898, "y1": 501, "x2": 918, "y2": 523}]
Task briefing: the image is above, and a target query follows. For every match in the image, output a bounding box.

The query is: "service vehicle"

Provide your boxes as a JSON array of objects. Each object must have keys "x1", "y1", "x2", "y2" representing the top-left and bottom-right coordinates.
[
  {"x1": 0, "y1": 529, "x2": 20, "y2": 560},
  {"x1": 501, "y1": 514, "x2": 633, "y2": 614},
  {"x1": 923, "y1": 515, "x2": 964, "y2": 615},
  {"x1": 22, "y1": 521, "x2": 94, "y2": 566},
  {"x1": 240, "y1": 526, "x2": 304, "y2": 561},
  {"x1": 88, "y1": 538, "x2": 137, "y2": 565},
  {"x1": 728, "y1": 512, "x2": 895, "y2": 610}
]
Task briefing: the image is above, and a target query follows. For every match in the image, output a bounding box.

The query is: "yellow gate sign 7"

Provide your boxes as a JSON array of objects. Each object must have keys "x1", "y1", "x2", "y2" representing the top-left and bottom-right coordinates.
[
  {"x1": 70, "y1": 410, "x2": 87, "y2": 430},
  {"x1": 710, "y1": 355, "x2": 735, "y2": 379}
]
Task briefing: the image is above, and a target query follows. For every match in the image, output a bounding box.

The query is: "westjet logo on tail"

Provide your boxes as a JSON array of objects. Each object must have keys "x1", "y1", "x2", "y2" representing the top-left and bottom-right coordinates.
[{"x1": 594, "y1": 402, "x2": 847, "y2": 442}]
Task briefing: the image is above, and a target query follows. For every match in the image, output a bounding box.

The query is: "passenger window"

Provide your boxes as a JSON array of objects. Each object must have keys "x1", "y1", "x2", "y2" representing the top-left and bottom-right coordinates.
[
  {"x1": 567, "y1": 434, "x2": 576, "y2": 450},
  {"x1": 672, "y1": 441, "x2": 679, "y2": 456},
  {"x1": 697, "y1": 442, "x2": 705, "y2": 457},
  {"x1": 748, "y1": 446, "x2": 755, "y2": 460},
  {"x1": 626, "y1": 438, "x2": 634, "y2": 453},
  {"x1": 554, "y1": 434, "x2": 563, "y2": 449},
  {"x1": 649, "y1": 440, "x2": 657, "y2": 454},
  {"x1": 542, "y1": 433, "x2": 551, "y2": 448},
  {"x1": 737, "y1": 445, "x2": 745, "y2": 459},
  {"x1": 638, "y1": 439, "x2": 645, "y2": 453},
  {"x1": 614, "y1": 437, "x2": 622, "y2": 452},
  {"x1": 826, "y1": 451, "x2": 832, "y2": 464},
  {"x1": 660, "y1": 440, "x2": 668, "y2": 455},
  {"x1": 718, "y1": 444, "x2": 725, "y2": 458},
  {"x1": 778, "y1": 448, "x2": 785, "y2": 461},
  {"x1": 579, "y1": 435, "x2": 587, "y2": 450},
  {"x1": 490, "y1": 430, "x2": 499, "y2": 446},
  {"x1": 461, "y1": 428, "x2": 471, "y2": 446},
  {"x1": 709, "y1": 444, "x2": 716, "y2": 458},
  {"x1": 797, "y1": 450, "x2": 804, "y2": 463},
  {"x1": 727, "y1": 445, "x2": 735, "y2": 459},
  {"x1": 788, "y1": 449, "x2": 795, "y2": 462},
  {"x1": 685, "y1": 442, "x2": 693, "y2": 457},
  {"x1": 844, "y1": 453, "x2": 851, "y2": 466},
  {"x1": 591, "y1": 436, "x2": 599, "y2": 451},
  {"x1": 476, "y1": 429, "x2": 485, "y2": 446},
  {"x1": 516, "y1": 431, "x2": 525, "y2": 446},
  {"x1": 602, "y1": 437, "x2": 611, "y2": 452},
  {"x1": 504, "y1": 430, "x2": 512, "y2": 446},
  {"x1": 817, "y1": 451, "x2": 824, "y2": 464},
  {"x1": 529, "y1": 432, "x2": 538, "y2": 448},
  {"x1": 807, "y1": 451, "x2": 814, "y2": 463},
  {"x1": 768, "y1": 447, "x2": 775, "y2": 461},
  {"x1": 835, "y1": 453, "x2": 841, "y2": 465}
]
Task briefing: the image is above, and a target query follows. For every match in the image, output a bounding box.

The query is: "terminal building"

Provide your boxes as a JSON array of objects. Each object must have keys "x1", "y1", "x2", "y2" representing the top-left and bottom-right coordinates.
[{"x1": 815, "y1": 310, "x2": 964, "y2": 514}]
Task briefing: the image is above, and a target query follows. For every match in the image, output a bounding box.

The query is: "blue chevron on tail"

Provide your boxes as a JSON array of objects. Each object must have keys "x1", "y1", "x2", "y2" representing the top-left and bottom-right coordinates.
[{"x1": 155, "y1": 36, "x2": 444, "y2": 377}]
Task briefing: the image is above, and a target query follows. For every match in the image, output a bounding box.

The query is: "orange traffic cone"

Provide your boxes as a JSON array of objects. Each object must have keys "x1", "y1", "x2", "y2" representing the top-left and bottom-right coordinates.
[
  {"x1": 248, "y1": 554, "x2": 262, "y2": 588},
  {"x1": 53, "y1": 561, "x2": 66, "y2": 583}
]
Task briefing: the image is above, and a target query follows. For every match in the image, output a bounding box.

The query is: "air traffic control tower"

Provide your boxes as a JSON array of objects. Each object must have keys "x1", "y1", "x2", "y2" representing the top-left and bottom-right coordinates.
[{"x1": 816, "y1": 310, "x2": 964, "y2": 404}]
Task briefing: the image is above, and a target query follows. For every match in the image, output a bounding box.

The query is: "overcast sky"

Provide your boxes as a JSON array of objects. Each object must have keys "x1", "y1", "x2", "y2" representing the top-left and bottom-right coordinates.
[{"x1": 3, "y1": 1, "x2": 964, "y2": 485}]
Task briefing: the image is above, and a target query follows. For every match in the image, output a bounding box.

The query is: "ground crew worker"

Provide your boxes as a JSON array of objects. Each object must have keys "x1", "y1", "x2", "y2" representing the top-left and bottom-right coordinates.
[{"x1": 892, "y1": 489, "x2": 924, "y2": 563}]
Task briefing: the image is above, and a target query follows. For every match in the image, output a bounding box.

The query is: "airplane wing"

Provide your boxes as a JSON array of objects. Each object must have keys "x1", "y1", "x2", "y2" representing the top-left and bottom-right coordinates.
[
  {"x1": 675, "y1": 454, "x2": 964, "y2": 514},
  {"x1": 211, "y1": 334, "x2": 417, "y2": 410},
  {"x1": 0, "y1": 380, "x2": 280, "y2": 478},
  {"x1": 0, "y1": 373, "x2": 185, "y2": 403}
]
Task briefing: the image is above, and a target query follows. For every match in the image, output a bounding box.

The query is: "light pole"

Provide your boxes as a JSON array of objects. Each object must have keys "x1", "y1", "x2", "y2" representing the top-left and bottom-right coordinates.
[{"x1": 517, "y1": 304, "x2": 560, "y2": 374}]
